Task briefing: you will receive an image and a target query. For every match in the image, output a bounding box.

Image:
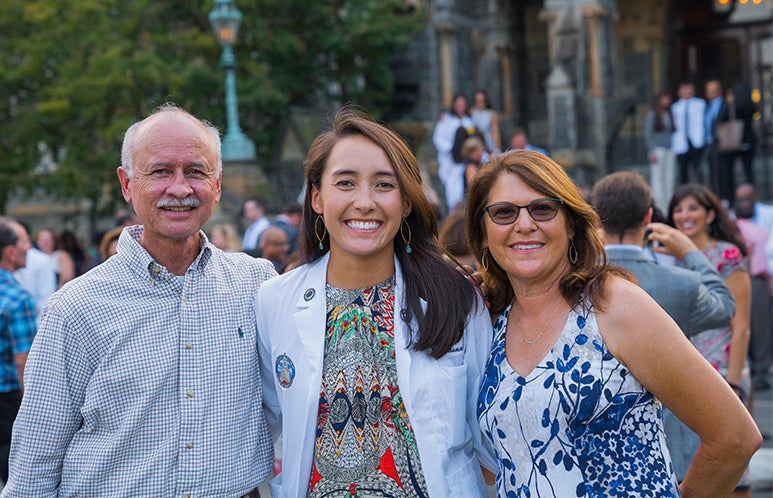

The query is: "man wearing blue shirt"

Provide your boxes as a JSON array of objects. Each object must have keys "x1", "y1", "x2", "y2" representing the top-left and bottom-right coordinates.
[
  {"x1": 0, "y1": 218, "x2": 36, "y2": 485},
  {"x1": 704, "y1": 79, "x2": 726, "y2": 196},
  {"x1": 671, "y1": 81, "x2": 707, "y2": 184},
  {"x1": 507, "y1": 127, "x2": 549, "y2": 156},
  {"x1": 4, "y1": 105, "x2": 275, "y2": 497}
]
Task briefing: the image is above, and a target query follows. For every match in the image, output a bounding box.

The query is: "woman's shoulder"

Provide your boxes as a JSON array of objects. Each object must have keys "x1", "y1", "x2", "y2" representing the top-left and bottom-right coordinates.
[
  {"x1": 594, "y1": 275, "x2": 656, "y2": 318},
  {"x1": 710, "y1": 240, "x2": 747, "y2": 275},
  {"x1": 711, "y1": 240, "x2": 744, "y2": 263}
]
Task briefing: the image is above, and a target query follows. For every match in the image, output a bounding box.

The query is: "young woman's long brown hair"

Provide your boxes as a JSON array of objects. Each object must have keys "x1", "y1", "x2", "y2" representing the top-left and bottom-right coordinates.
[{"x1": 299, "y1": 106, "x2": 477, "y2": 358}]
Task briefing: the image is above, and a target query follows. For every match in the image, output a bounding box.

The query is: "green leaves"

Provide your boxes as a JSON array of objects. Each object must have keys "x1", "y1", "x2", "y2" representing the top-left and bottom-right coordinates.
[{"x1": 0, "y1": 0, "x2": 423, "y2": 219}]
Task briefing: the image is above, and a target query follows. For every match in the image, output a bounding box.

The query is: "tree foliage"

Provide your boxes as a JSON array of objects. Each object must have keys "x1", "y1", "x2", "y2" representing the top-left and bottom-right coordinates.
[{"x1": 0, "y1": 0, "x2": 424, "y2": 224}]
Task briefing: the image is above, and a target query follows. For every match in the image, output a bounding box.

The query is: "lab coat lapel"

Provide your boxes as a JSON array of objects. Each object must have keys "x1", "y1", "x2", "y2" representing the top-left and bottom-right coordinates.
[
  {"x1": 393, "y1": 257, "x2": 426, "y2": 417},
  {"x1": 289, "y1": 255, "x2": 328, "y2": 494}
]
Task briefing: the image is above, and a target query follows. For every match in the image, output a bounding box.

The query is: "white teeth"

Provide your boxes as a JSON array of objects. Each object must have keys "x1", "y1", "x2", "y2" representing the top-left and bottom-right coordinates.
[
  {"x1": 513, "y1": 243, "x2": 542, "y2": 250},
  {"x1": 347, "y1": 221, "x2": 380, "y2": 230}
]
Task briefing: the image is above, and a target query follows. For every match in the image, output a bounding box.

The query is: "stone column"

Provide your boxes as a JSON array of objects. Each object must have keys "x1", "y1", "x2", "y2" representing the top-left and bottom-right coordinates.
[
  {"x1": 538, "y1": 9, "x2": 558, "y2": 67},
  {"x1": 436, "y1": 23, "x2": 457, "y2": 108},
  {"x1": 582, "y1": 4, "x2": 607, "y2": 97},
  {"x1": 545, "y1": 65, "x2": 577, "y2": 152},
  {"x1": 496, "y1": 43, "x2": 517, "y2": 117}
]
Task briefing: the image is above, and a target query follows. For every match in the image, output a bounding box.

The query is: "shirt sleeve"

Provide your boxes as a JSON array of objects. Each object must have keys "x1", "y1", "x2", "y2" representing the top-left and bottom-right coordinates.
[
  {"x1": 4, "y1": 302, "x2": 90, "y2": 497},
  {"x1": 463, "y1": 296, "x2": 498, "y2": 472},
  {"x1": 433, "y1": 115, "x2": 456, "y2": 154},
  {"x1": 255, "y1": 290, "x2": 282, "y2": 443},
  {"x1": 681, "y1": 250, "x2": 736, "y2": 337},
  {"x1": 7, "y1": 291, "x2": 37, "y2": 356}
]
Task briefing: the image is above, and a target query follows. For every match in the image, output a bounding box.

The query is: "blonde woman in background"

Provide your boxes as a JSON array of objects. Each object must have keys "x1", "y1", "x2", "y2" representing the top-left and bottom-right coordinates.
[{"x1": 209, "y1": 222, "x2": 242, "y2": 252}]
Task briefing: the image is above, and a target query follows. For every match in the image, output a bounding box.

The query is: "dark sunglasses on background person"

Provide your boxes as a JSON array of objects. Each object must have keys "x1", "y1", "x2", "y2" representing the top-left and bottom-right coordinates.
[{"x1": 484, "y1": 198, "x2": 564, "y2": 225}]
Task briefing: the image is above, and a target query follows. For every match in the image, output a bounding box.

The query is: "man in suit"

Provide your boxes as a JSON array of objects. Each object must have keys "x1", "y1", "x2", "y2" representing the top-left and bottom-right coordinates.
[
  {"x1": 704, "y1": 79, "x2": 726, "y2": 196},
  {"x1": 591, "y1": 171, "x2": 735, "y2": 337},
  {"x1": 671, "y1": 81, "x2": 707, "y2": 185}
]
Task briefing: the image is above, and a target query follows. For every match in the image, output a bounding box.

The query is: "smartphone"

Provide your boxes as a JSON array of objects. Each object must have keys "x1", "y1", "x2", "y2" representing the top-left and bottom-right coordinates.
[{"x1": 644, "y1": 228, "x2": 661, "y2": 248}]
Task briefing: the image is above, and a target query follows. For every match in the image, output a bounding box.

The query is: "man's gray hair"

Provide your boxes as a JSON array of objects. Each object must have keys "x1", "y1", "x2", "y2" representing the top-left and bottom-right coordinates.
[{"x1": 120, "y1": 103, "x2": 222, "y2": 177}]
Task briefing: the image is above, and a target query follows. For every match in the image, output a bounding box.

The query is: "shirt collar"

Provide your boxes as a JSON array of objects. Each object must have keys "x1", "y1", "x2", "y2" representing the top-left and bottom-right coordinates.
[
  {"x1": 0, "y1": 267, "x2": 19, "y2": 285},
  {"x1": 115, "y1": 225, "x2": 213, "y2": 281}
]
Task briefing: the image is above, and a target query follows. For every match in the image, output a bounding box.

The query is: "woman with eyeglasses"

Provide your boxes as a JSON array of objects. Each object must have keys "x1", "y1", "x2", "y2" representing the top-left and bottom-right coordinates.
[{"x1": 464, "y1": 150, "x2": 761, "y2": 497}]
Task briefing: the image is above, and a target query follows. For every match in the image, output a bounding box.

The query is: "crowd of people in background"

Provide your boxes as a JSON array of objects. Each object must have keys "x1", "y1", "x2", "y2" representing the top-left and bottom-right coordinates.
[{"x1": 1, "y1": 88, "x2": 770, "y2": 497}]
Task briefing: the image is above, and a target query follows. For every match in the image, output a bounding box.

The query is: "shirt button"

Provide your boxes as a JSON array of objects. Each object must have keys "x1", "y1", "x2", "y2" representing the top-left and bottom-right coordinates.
[
  {"x1": 183, "y1": 296, "x2": 189, "y2": 303},
  {"x1": 185, "y1": 343, "x2": 193, "y2": 350},
  {"x1": 187, "y1": 390, "x2": 194, "y2": 398},
  {"x1": 183, "y1": 495, "x2": 190, "y2": 498},
  {"x1": 153, "y1": 267, "x2": 161, "y2": 275},
  {"x1": 186, "y1": 441, "x2": 194, "y2": 449}
]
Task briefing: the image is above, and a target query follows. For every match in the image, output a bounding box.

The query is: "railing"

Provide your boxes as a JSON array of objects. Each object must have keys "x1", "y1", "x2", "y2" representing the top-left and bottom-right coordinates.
[{"x1": 604, "y1": 103, "x2": 638, "y2": 174}]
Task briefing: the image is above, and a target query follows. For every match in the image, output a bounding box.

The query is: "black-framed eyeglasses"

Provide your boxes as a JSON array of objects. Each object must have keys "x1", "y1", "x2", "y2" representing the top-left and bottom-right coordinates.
[{"x1": 484, "y1": 198, "x2": 564, "y2": 225}]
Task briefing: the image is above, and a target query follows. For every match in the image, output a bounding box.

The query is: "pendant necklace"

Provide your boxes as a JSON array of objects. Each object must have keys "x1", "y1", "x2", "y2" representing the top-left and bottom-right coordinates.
[{"x1": 515, "y1": 295, "x2": 564, "y2": 345}]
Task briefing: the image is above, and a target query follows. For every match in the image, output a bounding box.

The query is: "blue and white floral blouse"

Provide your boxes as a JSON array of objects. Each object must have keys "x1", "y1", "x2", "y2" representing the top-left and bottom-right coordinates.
[{"x1": 478, "y1": 303, "x2": 680, "y2": 497}]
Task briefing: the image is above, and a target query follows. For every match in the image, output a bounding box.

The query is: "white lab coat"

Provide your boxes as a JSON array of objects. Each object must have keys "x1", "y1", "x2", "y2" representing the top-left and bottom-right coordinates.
[
  {"x1": 433, "y1": 112, "x2": 475, "y2": 212},
  {"x1": 256, "y1": 253, "x2": 496, "y2": 497}
]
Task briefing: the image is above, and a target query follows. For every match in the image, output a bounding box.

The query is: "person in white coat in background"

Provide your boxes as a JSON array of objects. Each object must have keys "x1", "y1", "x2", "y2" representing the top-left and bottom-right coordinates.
[
  {"x1": 433, "y1": 93, "x2": 475, "y2": 214},
  {"x1": 256, "y1": 106, "x2": 496, "y2": 497}
]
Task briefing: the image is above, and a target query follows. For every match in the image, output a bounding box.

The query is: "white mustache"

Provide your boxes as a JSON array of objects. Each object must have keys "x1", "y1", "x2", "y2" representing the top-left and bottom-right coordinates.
[{"x1": 157, "y1": 197, "x2": 200, "y2": 208}]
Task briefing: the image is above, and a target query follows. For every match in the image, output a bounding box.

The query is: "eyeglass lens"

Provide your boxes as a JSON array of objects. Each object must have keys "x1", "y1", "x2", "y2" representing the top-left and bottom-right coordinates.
[{"x1": 485, "y1": 198, "x2": 562, "y2": 225}]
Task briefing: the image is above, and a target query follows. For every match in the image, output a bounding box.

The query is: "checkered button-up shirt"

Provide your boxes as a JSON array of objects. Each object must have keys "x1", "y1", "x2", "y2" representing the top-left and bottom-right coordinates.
[
  {"x1": 4, "y1": 226, "x2": 276, "y2": 497},
  {"x1": 0, "y1": 268, "x2": 36, "y2": 392}
]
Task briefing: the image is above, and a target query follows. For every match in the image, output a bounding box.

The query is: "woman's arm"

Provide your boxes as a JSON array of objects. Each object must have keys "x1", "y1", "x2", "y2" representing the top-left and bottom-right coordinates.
[
  {"x1": 598, "y1": 277, "x2": 761, "y2": 497},
  {"x1": 490, "y1": 111, "x2": 501, "y2": 152},
  {"x1": 58, "y1": 251, "x2": 76, "y2": 287},
  {"x1": 724, "y1": 270, "x2": 752, "y2": 389},
  {"x1": 464, "y1": 162, "x2": 479, "y2": 187}
]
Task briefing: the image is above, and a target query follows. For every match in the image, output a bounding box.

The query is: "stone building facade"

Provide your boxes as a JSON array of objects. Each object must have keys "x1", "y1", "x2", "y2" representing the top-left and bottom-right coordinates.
[{"x1": 388, "y1": 0, "x2": 773, "y2": 191}]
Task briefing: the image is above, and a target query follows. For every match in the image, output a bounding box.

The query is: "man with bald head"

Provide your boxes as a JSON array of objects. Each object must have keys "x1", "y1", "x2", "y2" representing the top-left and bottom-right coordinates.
[
  {"x1": 4, "y1": 104, "x2": 275, "y2": 497},
  {"x1": 0, "y1": 218, "x2": 36, "y2": 485},
  {"x1": 258, "y1": 226, "x2": 290, "y2": 272}
]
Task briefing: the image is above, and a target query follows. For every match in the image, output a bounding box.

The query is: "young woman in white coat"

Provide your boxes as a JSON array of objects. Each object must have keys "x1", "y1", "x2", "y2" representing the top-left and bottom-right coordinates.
[{"x1": 256, "y1": 107, "x2": 496, "y2": 497}]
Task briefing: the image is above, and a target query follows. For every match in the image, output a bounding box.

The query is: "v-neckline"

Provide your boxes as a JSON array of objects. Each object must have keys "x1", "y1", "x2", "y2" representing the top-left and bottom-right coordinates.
[{"x1": 503, "y1": 308, "x2": 572, "y2": 379}]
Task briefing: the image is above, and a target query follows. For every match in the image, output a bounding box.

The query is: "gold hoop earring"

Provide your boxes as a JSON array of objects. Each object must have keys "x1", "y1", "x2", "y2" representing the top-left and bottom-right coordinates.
[
  {"x1": 400, "y1": 219, "x2": 412, "y2": 254},
  {"x1": 314, "y1": 215, "x2": 327, "y2": 250},
  {"x1": 481, "y1": 248, "x2": 490, "y2": 272},
  {"x1": 568, "y1": 238, "x2": 578, "y2": 264}
]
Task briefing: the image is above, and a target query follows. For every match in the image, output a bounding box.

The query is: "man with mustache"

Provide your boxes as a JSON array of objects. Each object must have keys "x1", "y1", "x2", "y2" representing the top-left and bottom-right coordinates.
[{"x1": 3, "y1": 104, "x2": 276, "y2": 497}]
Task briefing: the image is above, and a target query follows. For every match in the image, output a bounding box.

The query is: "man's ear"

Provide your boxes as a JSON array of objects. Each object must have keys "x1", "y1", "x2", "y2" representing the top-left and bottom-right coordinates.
[
  {"x1": 643, "y1": 207, "x2": 653, "y2": 226},
  {"x1": 117, "y1": 167, "x2": 132, "y2": 203}
]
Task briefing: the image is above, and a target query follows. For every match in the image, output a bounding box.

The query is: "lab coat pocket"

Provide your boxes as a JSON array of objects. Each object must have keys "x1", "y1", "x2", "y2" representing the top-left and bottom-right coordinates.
[
  {"x1": 269, "y1": 473, "x2": 283, "y2": 498},
  {"x1": 447, "y1": 455, "x2": 488, "y2": 497},
  {"x1": 427, "y1": 357, "x2": 468, "y2": 448}
]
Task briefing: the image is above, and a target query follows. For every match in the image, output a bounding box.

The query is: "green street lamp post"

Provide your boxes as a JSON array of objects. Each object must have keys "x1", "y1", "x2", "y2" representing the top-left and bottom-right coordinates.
[{"x1": 209, "y1": 0, "x2": 256, "y2": 161}]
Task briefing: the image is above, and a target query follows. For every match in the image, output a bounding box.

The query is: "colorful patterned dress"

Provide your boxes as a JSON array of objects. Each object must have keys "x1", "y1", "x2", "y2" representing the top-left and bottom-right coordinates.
[
  {"x1": 665, "y1": 239, "x2": 752, "y2": 485},
  {"x1": 308, "y1": 275, "x2": 428, "y2": 498},
  {"x1": 478, "y1": 303, "x2": 680, "y2": 497}
]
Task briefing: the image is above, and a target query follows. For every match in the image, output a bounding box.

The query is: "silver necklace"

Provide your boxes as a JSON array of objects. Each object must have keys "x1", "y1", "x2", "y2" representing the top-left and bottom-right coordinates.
[{"x1": 515, "y1": 296, "x2": 563, "y2": 345}]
